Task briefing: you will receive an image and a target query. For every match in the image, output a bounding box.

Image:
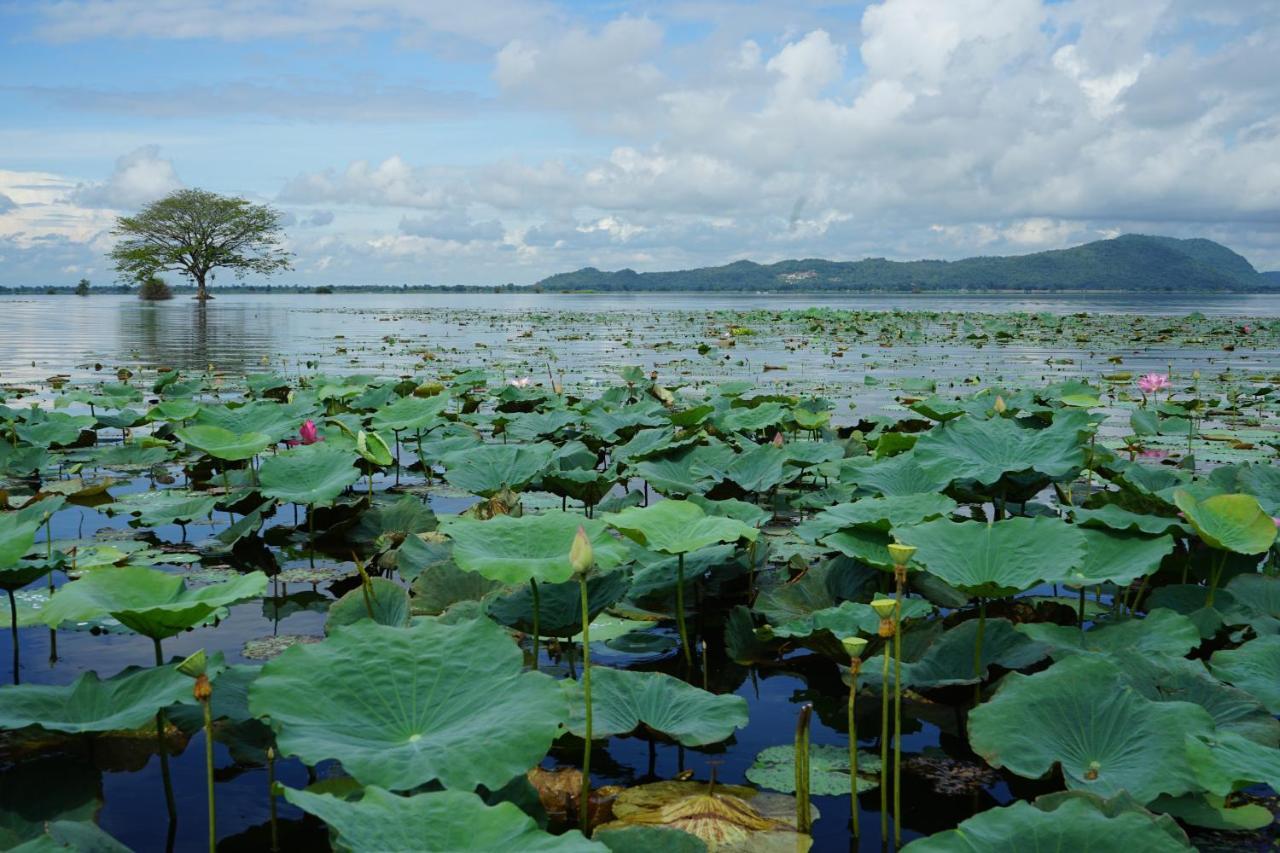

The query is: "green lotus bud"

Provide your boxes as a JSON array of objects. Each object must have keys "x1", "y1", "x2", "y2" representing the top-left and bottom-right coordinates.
[
  {"x1": 570, "y1": 525, "x2": 593, "y2": 575},
  {"x1": 841, "y1": 636, "x2": 868, "y2": 659},
  {"x1": 887, "y1": 543, "x2": 917, "y2": 566},
  {"x1": 993, "y1": 395, "x2": 1007, "y2": 414},
  {"x1": 177, "y1": 649, "x2": 207, "y2": 679},
  {"x1": 869, "y1": 598, "x2": 897, "y2": 619}
]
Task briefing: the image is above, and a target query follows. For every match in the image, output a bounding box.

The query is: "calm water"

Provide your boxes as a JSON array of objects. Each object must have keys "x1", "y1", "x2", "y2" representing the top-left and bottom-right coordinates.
[{"x1": 1, "y1": 290, "x2": 1276, "y2": 851}]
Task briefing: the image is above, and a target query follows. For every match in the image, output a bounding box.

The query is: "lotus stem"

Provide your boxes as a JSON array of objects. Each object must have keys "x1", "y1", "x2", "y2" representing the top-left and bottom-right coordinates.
[
  {"x1": 578, "y1": 575, "x2": 592, "y2": 829},
  {"x1": 307, "y1": 505, "x2": 315, "y2": 568},
  {"x1": 1206, "y1": 550, "x2": 1228, "y2": 608},
  {"x1": 530, "y1": 578, "x2": 541, "y2": 671},
  {"x1": 676, "y1": 552, "x2": 692, "y2": 667},
  {"x1": 267, "y1": 747, "x2": 279, "y2": 852},
  {"x1": 202, "y1": 686, "x2": 215, "y2": 853},
  {"x1": 8, "y1": 589, "x2": 18, "y2": 685},
  {"x1": 795, "y1": 703, "x2": 812, "y2": 833},
  {"x1": 893, "y1": 590, "x2": 904, "y2": 845},
  {"x1": 848, "y1": 655, "x2": 862, "y2": 838},
  {"x1": 973, "y1": 599, "x2": 986, "y2": 705},
  {"x1": 880, "y1": 634, "x2": 890, "y2": 841},
  {"x1": 153, "y1": 634, "x2": 177, "y2": 822}
]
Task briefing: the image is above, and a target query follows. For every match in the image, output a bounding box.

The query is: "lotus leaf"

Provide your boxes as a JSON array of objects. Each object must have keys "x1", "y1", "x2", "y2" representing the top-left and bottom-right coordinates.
[
  {"x1": 259, "y1": 447, "x2": 361, "y2": 507},
  {"x1": 595, "y1": 826, "x2": 707, "y2": 853},
  {"x1": 39, "y1": 566, "x2": 267, "y2": 640},
  {"x1": 1061, "y1": 528, "x2": 1175, "y2": 586},
  {"x1": 863, "y1": 618, "x2": 1048, "y2": 689},
  {"x1": 105, "y1": 490, "x2": 218, "y2": 527},
  {"x1": 722, "y1": 443, "x2": 791, "y2": 493},
  {"x1": 604, "y1": 500, "x2": 758, "y2": 555},
  {"x1": 441, "y1": 442, "x2": 554, "y2": 497},
  {"x1": 486, "y1": 571, "x2": 628, "y2": 637},
  {"x1": 0, "y1": 664, "x2": 198, "y2": 733},
  {"x1": 371, "y1": 394, "x2": 449, "y2": 433},
  {"x1": 565, "y1": 666, "x2": 747, "y2": 746},
  {"x1": 325, "y1": 578, "x2": 411, "y2": 632},
  {"x1": 746, "y1": 744, "x2": 881, "y2": 795},
  {"x1": 969, "y1": 655, "x2": 1214, "y2": 802},
  {"x1": 1071, "y1": 505, "x2": 1188, "y2": 536},
  {"x1": 912, "y1": 411, "x2": 1087, "y2": 487},
  {"x1": 796, "y1": 494, "x2": 956, "y2": 542},
  {"x1": 173, "y1": 424, "x2": 273, "y2": 461},
  {"x1": 249, "y1": 617, "x2": 567, "y2": 790},
  {"x1": 839, "y1": 452, "x2": 956, "y2": 497},
  {"x1": 1172, "y1": 491, "x2": 1277, "y2": 554},
  {"x1": 442, "y1": 512, "x2": 629, "y2": 585},
  {"x1": 1016, "y1": 609, "x2": 1201, "y2": 659},
  {"x1": 282, "y1": 786, "x2": 602, "y2": 852},
  {"x1": 1209, "y1": 635, "x2": 1280, "y2": 713},
  {"x1": 1185, "y1": 729, "x2": 1280, "y2": 796},
  {"x1": 894, "y1": 517, "x2": 1085, "y2": 596}
]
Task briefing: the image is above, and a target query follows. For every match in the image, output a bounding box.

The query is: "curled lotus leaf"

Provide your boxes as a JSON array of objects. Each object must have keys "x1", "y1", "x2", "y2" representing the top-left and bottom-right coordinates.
[
  {"x1": 1209, "y1": 634, "x2": 1280, "y2": 713},
  {"x1": 603, "y1": 500, "x2": 758, "y2": 556},
  {"x1": 901, "y1": 796, "x2": 1191, "y2": 852},
  {"x1": 969, "y1": 654, "x2": 1214, "y2": 803},
  {"x1": 249, "y1": 617, "x2": 567, "y2": 791},
  {"x1": 282, "y1": 786, "x2": 602, "y2": 852},
  {"x1": 564, "y1": 666, "x2": 747, "y2": 746},
  {"x1": 1172, "y1": 490, "x2": 1277, "y2": 555},
  {"x1": 0, "y1": 662, "x2": 204, "y2": 733},
  {"x1": 105, "y1": 490, "x2": 218, "y2": 527},
  {"x1": 441, "y1": 511, "x2": 629, "y2": 585},
  {"x1": 1015, "y1": 609, "x2": 1201, "y2": 661},
  {"x1": 795, "y1": 493, "x2": 957, "y2": 542}
]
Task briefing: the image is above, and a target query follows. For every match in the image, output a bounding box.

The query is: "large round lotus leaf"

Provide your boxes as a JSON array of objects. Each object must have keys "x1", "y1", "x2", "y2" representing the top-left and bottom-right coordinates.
[
  {"x1": 105, "y1": 490, "x2": 218, "y2": 527},
  {"x1": 1209, "y1": 635, "x2": 1280, "y2": 713},
  {"x1": 259, "y1": 447, "x2": 360, "y2": 507},
  {"x1": 564, "y1": 666, "x2": 747, "y2": 746},
  {"x1": 722, "y1": 444, "x2": 791, "y2": 493},
  {"x1": 441, "y1": 512, "x2": 629, "y2": 585},
  {"x1": 822, "y1": 527, "x2": 898, "y2": 570},
  {"x1": 1172, "y1": 490, "x2": 1277, "y2": 555},
  {"x1": 901, "y1": 797, "x2": 1191, "y2": 852},
  {"x1": 746, "y1": 743, "x2": 881, "y2": 795},
  {"x1": 603, "y1": 500, "x2": 758, "y2": 555},
  {"x1": 370, "y1": 394, "x2": 449, "y2": 433},
  {"x1": 249, "y1": 617, "x2": 567, "y2": 791},
  {"x1": 173, "y1": 424, "x2": 273, "y2": 461},
  {"x1": 39, "y1": 566, "x2": 267, "y2": 640},
  {"x1": 1185, "y1": 729, "x2": 1280, "y2": 797},
  {"x1": 719, "y1": 402, "x2": 788, "y2": 433},
  {"x1": 409, "y1": 560, "x2": 503, "y2": 616},
  {"x1": 0, "y1": 664, "x2": 196, "y2": 733},
  {"x1": 1016, "y1": 609, "x2": 1201, "y2": 660},
  {"x1": 894, "y1": 517, "x2": 1085, "y2": 597},
  {"x1": 1062, "y1": 529, "x2": 1175, "y2": 586},
  {"x1": 324, "y1": 578, "x2": 411, "y2": 633},
  {"x1": 486, "y1": 571, "x2": 629, "y2": 637},
  {"x1": 1071, "y1": 505, "x2": 1188, "y2": 536},
  {"x1": 687, "y1": 495, "x2": 771, "y2": 528},
  {"x1": 194, "y1": 399, "x2": 314, "y2": 442},
  {"x1": 282, "y1": 786, "x2": 602, "y2": 852},
  {"x1": 441, "y1": 442, "x2": 554, "y2": 497},
  {"x1": 796, "y1": 494, "x2": 957, "y2": 542},
  {"x1": 839, "y1": 452, "x2": 953, "y2": 497},
  {"x1": 969, "y1": 654, "x2": 1214, "y2": 803},
  {"x1": 861, "y1": 618, "x2": 1048, "y2": 689},
  {"x1": 911, "y1": 411, "x2": 1087, "y2": 487}
]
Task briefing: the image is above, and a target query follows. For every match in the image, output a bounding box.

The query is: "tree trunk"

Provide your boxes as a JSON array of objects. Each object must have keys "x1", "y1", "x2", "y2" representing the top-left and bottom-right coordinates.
[{"x1": 195, "y1": 272, "x2": 212, "y2": 300}]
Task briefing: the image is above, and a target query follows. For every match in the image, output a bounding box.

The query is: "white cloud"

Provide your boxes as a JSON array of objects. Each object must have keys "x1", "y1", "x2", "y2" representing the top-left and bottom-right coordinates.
[{"x1": 72, "y1": 146, "x2": 182, "y2": 209}]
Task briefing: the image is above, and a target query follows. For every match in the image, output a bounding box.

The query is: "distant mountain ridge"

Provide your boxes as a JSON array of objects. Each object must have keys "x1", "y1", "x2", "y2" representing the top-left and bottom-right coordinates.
[{"x1": 536, "y1": 234, "x2": 1273, "y2": 293}]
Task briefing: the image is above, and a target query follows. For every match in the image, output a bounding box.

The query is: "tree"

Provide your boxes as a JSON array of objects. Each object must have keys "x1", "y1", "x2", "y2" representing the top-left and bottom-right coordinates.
[
  {"x1": 138, "y1": 275, "x2": 173, "y2": 301},
  {"x1": 109, "y1": 189, "x2": 292, "y2": 300},
  {"x1": 74, "y1": 278, "x2": 90, "y2": 296}
]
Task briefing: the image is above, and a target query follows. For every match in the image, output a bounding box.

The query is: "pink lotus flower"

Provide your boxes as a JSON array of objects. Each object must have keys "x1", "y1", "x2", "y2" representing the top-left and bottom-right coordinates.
[
  {"x1": 1137, "y1": 373, "x2": 1171, "y2": 395},
  {"x1": 1242, "y1": 324, "x2": 1252, "y2": 334},
  {"x1": 299, "y1": 420, "x2": 322, "y2": 445},
  {"x1": 1140, "y1": 449, "x2": 1169, "y2": 459}
]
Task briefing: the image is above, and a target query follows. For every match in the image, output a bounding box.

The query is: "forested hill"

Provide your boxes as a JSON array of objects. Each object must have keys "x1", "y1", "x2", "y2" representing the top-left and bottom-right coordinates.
[{"x1": 535, "y1": 234, "x2": 1272, "y2": 292}]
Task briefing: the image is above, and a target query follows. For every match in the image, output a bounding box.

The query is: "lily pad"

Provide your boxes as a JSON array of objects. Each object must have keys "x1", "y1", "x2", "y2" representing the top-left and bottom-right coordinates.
[
  {"x1": 565, "y1": 666, "x2": 747, "y2": 746},
  {"x1": 746, "y1": 744, "x2": 881, "y2": 795}
]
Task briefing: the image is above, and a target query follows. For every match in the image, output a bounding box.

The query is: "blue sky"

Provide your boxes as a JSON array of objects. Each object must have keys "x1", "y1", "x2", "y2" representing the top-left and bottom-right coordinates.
[{"x1": 1, "y1": 0, "x2": 1278, "y2": 286}]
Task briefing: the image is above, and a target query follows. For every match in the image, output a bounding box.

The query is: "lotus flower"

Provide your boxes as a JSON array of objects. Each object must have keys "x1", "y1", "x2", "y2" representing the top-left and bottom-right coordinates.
[
  {"x1": 509, "y1": 377, "x2": 532, "y2": 388},
  {"x1": 299, "y1": 420, "x2": 322, "y2": 445},
  {"x1": 1137, "y1": 373, "x2": 1170, "y2": 395},
  {"x1": 771, "y1": 431, "x2": 784, "y2": 447}
]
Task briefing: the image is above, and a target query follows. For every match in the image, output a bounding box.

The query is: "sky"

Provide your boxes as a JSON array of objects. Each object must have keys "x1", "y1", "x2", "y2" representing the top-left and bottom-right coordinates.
[{"x1": 1, "y1": 0, "x2": 1278, "y2": 287}]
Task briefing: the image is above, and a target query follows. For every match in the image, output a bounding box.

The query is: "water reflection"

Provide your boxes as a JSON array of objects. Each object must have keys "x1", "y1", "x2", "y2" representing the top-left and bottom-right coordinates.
[{"x1": 117, "y1": 299, "x2": 279, "y2": 375}]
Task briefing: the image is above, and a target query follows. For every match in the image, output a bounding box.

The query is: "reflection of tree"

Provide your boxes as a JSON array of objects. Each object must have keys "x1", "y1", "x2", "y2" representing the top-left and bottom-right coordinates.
[{"x1": 119, "y1": 298, "x2": 278, "y2": 374}]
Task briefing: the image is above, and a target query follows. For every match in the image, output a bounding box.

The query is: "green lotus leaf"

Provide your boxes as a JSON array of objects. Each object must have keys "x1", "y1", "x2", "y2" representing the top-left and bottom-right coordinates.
[
  {"x1": 249, "y1": 617, "x2": 567, "y2": 791},
  {"x1": 862, "y1": 618, "x2": 1048, "y2": 689},
  {"x1": 822, "y1": 526, "x2": 899, "y2": 570},
  {"x1": 356, "y1": 430, "x2": 394, "y2": 466},
  {"x1": 722, "y1": 443, "x2": 792, "y2": 493},
  {"x1": 504, "y1": 409, "x2": 580, "y2": 442},
  {"x1": 486, "y1": 571, "x2": 629, "y2": 637},
  {"x1": 39, "y1": 566, "x2": 267, "y2": 640},
  {"x1": 839, "y1": 452, "x2": 953, "y2": 497},
  {"x1": 0, "y1": 663, "x2": 198, "y2": 733},
  {"x1": 441, "y1": 512, "x2": 629, "y2": 585},
  {"x1": 259, "y1": 446, "x2": 361, "y2": 507},
  {"x1": 969, "y1": 655, "x2": 1214, "y2": 802},
  {"x1": 371, "y1": 394, "x2": 450, "y2": 433},
  {"x1": 325, "y1": 578, "x2": 411, "y2": 632},
  {"x1": 1149, "y1": 792, "x2": 1275, "y2": 831},
  {"x1": 894, "y1": 517, "x2": 1086, "y2": 597},
  {"x1": 719, "y1": 402, "x2": 788, "y2": 433},
  {"x1": 1172, "y1": 490, "x2": 1276, "y2": 555},
  {"x1": 105, "y1": 490, "x2": 218, "y2": 527},
  {"x1": 7, "y1": 819, "x2": 131, "y2": 853},
  {"x1": 441, "y1": 442, "x2": 554, "y2": 497},
  {"x1": 1060, "y1": 529, "x2": 1175, "y2": 586},
  {"x1": 1223, "y1": 572, "x2": 1280, "y2": 635},
  {"x1": 1071, "y1": 505, "x2": 1188, "y2": 536},
  {"x1": 902, "y1": 796, "x2": 1191, "y2": 852},
  {"x1": 769, "y1": 598, "x2": 932, "y2": 643},
  {"x1": 1015, "y1": 609, "x2": 1201, "y2": 660},
  {"x1": 350, "y1": 495, "x2": 437, "y2": 547},
  {"x1": 1185, "y1": 729, "x2": 1280, "y2": 796},
  {"x1": 1234, "y1": 462, "x2": 1280, "y2": 515},
  {"x1": 746, "y1": 744, "x2": 880, "y2": 796},
  {"x1": 0, "y1": 513, "x2": 41, "y2": 569},
  {"x1": 797, "y1": 494, "x2": 957, "y2": 542},
  {"x1": 395, "y1": 533, "x2": 454, "y2": 585},
  {"x1": 282, "y1": 786, "x2": 602, "y2": 852},
  {"x1": 173, "y1": 424, "x2": 273, "y2": 461},
  {"x1": 564, "y1": 666, "x2": 747, "y2": 746},
  {"x1": 687, "y1": 495, "x2": 771, "y2": 528},
  {"x1": 595, "y1": 826, "x2": 707, "y2": 853},
  {"x1": 603, "y1": 500, "x2": 758, "y2": 555},
  {"x1": 1209, "y1": 635, "x2": 1280, "y2": 713},
  {"x1": 912, "y1": 411, "x2": 1087, "y2": 487},
  {"x1": 15, "y1": 413, "x2": 95, "y2": 448}
]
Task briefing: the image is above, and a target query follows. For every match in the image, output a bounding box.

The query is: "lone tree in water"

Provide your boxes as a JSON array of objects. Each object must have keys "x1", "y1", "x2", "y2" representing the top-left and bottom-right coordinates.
[{"x1": 109, "y1": 189, "x2": 292, "y2": 300}]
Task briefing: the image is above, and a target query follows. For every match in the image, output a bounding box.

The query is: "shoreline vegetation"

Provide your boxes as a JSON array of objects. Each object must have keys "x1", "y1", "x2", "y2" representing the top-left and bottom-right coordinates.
[{"x1": 5, "y1": 233, "x2": 1278, "y2": 296}]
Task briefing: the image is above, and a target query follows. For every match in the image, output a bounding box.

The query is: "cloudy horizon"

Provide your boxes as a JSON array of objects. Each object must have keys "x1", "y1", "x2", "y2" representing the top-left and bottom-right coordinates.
[{"x1": 1, "y1": 0, "x2": 1278, "y2": 287}]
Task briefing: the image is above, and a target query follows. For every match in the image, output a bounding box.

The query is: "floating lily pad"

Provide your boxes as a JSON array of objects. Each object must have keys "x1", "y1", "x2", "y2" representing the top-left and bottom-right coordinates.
[{"x1": 746, "y1": 744, "x2": 881, "y2": 795}]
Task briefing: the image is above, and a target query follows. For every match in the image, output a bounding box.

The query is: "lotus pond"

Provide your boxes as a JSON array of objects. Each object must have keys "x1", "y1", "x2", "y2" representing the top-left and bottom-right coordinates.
[{"x1": 1, "y1": 297, "x2": 1280, "y2": 851}]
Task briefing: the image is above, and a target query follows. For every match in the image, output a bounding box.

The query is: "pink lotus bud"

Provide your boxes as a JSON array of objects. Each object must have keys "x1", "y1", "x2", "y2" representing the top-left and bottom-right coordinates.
[{"x1": 299, "y1": 420, "x2": 322, "y2": 445}]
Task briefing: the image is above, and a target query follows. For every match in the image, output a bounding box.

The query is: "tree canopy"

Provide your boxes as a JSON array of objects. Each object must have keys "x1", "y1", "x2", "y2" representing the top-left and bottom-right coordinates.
[{"x1": 109, "y1": 189, "x2": 293, "y2": 299}]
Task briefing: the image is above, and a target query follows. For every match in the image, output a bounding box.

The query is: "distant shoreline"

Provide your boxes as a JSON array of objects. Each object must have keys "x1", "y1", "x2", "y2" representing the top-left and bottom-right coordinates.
[{"x1": 3, "y1": 286, "x2": 1279, "y2": 296}]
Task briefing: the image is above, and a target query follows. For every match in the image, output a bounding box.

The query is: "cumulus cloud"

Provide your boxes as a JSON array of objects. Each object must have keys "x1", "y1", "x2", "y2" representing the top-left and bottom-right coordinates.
[
  {"x1": 0, "y1": 193, "x2": 16, "y2": 214},
  {"x1": 72, "y1": 146, "x2": 182, "y2": 209},
  {"x1": 399, "y1": 213, "x2": 504, "y2": 243}
]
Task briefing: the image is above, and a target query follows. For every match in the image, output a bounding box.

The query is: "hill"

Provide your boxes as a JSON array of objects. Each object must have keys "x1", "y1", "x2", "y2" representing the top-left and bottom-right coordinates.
[{"x1": 536, "y1": 234, "x2": 1273, "y2": 293}]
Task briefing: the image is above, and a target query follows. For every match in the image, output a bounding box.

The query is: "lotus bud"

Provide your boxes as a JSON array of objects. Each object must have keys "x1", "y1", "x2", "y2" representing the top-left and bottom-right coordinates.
[
  {"x1": 887, "y1": 543, "x2": 916, "y2": 566},
  {"x1": 772, "y1": 431, "x2": 784, "y2": 447},
  {"x1": 842, "y1": 636, "x2": 868, "y2": 660},
  {"x1": 570, "y1": 525, "x2": 594, "y2": 576},
  {"x1": 993, "y1": 395, "x2": 1007, "y2": 414},
  {"x1": 193, "y1": 673, "x2": 212, "y2": 703}
]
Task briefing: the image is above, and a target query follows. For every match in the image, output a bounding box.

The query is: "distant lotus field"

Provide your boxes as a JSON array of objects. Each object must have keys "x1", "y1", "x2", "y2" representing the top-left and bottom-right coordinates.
[{"x1": 0, "y1": 307, "x2": 1278, "y2": 851}]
